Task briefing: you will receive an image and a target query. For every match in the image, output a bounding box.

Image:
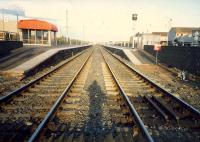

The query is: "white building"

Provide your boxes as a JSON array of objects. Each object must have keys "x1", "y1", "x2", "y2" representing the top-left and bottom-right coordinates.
[
  {"x1": 168, "y1": 27, "x2": 200, "y2": 46},
  {"x1": 132, "y1": 32, "x2": 167, "y2": 49}
]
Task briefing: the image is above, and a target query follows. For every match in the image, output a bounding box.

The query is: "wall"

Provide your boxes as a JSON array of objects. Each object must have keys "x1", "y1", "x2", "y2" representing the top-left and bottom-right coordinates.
[
  {"x1": 144, "y1": 45, "x2": 200, "y2": 76},
  {"x1": 103, "y1": 45, "x2": 130, "y2": 61},
  {"x1": 168, "y1": 28, "x2": 176, "y2": 43},
  {"x1": 0, "y1": 41, "x2": 23, "y2": 55},
  {"x1": 142, "y1": 34, "x2": 160, "y2": 45},
  {"x1": 26, "y1": 45, "x2": 91, "y2": 77},
  {"x1": 135, "y1": 34, "x2": 162, "y2": 49}
]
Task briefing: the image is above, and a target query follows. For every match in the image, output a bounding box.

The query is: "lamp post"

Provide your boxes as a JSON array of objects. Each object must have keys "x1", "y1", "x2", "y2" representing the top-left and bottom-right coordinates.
[{"x1": 132, "y1": 13, "x2": 138, "y2": 48}]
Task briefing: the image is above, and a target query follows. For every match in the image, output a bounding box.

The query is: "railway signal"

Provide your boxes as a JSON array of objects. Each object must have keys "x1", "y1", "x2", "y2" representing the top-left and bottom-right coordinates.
[
  {"x1": 154, "y1": 44, "x2": 161, "y2": 64},
  {"x1": 132, "y1": 13, "x2": 138, "y2": 48}
]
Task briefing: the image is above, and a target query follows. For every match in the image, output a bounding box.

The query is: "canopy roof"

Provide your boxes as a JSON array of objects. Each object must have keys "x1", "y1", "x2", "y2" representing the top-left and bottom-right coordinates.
[{"x1": 18, "y1": 19, "x2": 58, "y2": 32}]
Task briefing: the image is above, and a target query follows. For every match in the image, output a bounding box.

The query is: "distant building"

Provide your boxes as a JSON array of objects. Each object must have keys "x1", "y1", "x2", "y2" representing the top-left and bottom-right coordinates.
[
  {"x1": 18, "y1": 19, "x2": 58, "y2": 46},
  {"x1": 0, "y1": 9, "x2": 22, "y2": 41},
  {"x1": 132, "y1": 32, "x2": 168, "y2": 49},
  {"x1": 152, "y1": 32, "x2": 168, "y2": 45},
  {"x1": 168, "y1": 27, "x2": 200, "y2": 46},
  {"x1": 0, "y1": 9, "x2": 58, "y2": 46},
  {"x1": 114, "y1": 41, "x2": 130, "y2": 47}
]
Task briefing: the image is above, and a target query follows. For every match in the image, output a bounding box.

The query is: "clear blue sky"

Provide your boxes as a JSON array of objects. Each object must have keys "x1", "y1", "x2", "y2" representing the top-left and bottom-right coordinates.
[{"x1": 0, "y1": 0, "x2": 200, "y2": 42}]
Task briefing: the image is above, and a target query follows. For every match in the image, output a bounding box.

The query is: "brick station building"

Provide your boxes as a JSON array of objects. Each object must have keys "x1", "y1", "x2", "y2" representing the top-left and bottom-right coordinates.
[{"x1": 18, "y1": 19, "x2": 58, "y2": 46}]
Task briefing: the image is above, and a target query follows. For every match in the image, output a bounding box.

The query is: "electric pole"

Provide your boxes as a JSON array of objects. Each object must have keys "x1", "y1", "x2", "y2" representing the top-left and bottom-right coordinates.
[{"x1": 81, "y1": 24, "x2": 85, "y2": 45}]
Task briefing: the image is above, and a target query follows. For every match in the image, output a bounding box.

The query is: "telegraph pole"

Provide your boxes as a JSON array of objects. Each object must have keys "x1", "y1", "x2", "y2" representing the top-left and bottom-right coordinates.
[
  {"x1": 167, "y1": 18, "x2": 172, "y2": 46},
  {"x1": 17, "y1": 13, "x2": 19, "y2": 40},
  {"x1": 81, "y1": 24, "x2": 85, "y2": 45},
  {"x1": 2, "y1": 8, "x2": 4, "y2": 32},
  {"x1": 66, "y1": 9, "x2": 69, "y2": 45}
]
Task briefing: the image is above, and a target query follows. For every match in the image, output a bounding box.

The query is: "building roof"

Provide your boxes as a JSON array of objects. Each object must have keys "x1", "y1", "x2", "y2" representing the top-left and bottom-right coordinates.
[
  {"x1": 152, "y1": 32, "x2": 168, "y2": 36},
  {"x1": 170, "y1": 27, "x2": 200, "y2": 34},
  {"x1": 18, "y1": 19, "x2": 58, "y2": 32}
]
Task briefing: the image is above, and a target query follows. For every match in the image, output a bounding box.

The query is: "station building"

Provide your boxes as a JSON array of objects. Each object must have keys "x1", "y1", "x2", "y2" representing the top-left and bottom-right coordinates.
[{"x1": 18, "y1": 19, "x2": 58, "y2": 46}]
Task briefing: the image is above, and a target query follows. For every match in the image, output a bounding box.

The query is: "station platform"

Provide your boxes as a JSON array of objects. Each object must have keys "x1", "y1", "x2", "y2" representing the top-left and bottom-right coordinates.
[
  {"x1": 123, "y1": 49, "x2": 142, "y2": 65},
  {"x1": 103, "y1": 45, "x2": 147, "y2": 65},
  {"x1": 0, "y1": 46, "x2": 49, "y2": 70},
  {"x1": 0, "y1": 45, "x2": 90, "y2": 78},
  {"x1": 103, "y1": 45, "x2": 180, "y2": 77}
]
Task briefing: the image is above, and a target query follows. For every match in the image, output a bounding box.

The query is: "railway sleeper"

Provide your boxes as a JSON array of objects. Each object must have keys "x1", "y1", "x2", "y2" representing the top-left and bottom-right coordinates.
[
  {"x1": 33, "y1": 85, "x2": 67, "y2": 89},
  {"x1": 60, "y1": 103, "x2": 80, "y2": 110},
  {"x1": 0, "y1": 113, "x2": 31, "y2": 119},
  {"x1": 63, "y1": 97, "x2": 80, "y2": 103},
  {"x1": 40, "y1": 79, "x2": 68, "y2": 83},
  {"x1": 20, "y1": 92, "x2": 58, "y2": 97},
  {"x1": 70, "y1": 88, "x2": 84, "y2": 93},
  {"x1": 68, "y1": 92, "x2": 82, "y2": 97},
  {"x1": 106, "y1": 90, "x2": 119, "y2": 96},
  {"x1": 38, "y1": 82, "x2": 67, "y2": 86},
  {"x1": 55, "y1": 111, "x2": 76, "y2": 123},
  {"x1": 105, "y1": 86, "x2": 118, "y2": 91},
  {"x1": 41, "y1": 126, "x2": 136, "y2": 142},
  {"x1": 27, "y1": 88, "x2": 64, "y2": 93},
  {"x1": 72, "y1": 84, "x2": 85, "y2": 88}
]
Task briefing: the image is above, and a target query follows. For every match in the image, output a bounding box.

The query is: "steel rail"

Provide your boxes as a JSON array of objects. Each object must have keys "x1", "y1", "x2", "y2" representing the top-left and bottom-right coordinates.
[
  {"x1": 100, "y1": 48, "x2": 155, "y2": 142},
  {"x1": 28, "y1": 49, "x2": 93, "y2": 142},
  {"x1": 0, "y1": 48, "x2": 90, "y2": 104},
  {"x1": 103, "y1": 45, "x2": 200, "y2": 116}
]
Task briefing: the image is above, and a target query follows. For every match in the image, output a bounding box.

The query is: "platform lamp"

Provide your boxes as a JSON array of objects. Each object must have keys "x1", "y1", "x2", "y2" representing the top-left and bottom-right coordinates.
[{"x1": 132, "y1": 13, "x2": 138, "y2": 48}]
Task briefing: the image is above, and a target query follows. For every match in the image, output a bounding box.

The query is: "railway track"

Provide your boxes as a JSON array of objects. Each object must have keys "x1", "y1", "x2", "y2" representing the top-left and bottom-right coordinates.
[
  {"x1": 0, "y1": 45, "x2": 199, "y2": 142},
  {"x1": 25, "y1": 46, "x2": 153, "y2": 142},
  {"x1": 0, "y1": 48, "x2": 92, "y2": 141},
  {"x1": 102, "y1": 46, "x2": 200, "y2": 142}
]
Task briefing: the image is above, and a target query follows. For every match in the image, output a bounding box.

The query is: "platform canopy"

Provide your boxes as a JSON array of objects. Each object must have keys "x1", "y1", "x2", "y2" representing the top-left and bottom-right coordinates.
[{"x1": 18, "y1": 19, "x2": 58, "y2": 32}]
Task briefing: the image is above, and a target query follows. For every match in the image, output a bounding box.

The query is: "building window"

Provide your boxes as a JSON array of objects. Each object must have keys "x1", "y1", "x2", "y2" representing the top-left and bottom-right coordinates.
[
  {"x1": 30, "y1": 30, "x2": 36, "y2": 44},
  {"x1": 43, "y1": 31, "x2": 48, "y2": 44},
  {"x1": 22, "y1": 29, "x2": 28, "y2": 43},
  {"x1": 36, "y1": 30, "x2": 42, "y2": 44}
]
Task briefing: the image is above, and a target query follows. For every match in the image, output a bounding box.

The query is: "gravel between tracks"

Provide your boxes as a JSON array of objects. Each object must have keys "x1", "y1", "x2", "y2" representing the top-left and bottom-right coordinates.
[
  {"x1": 83, "y1": 46, "x2": 112, "y2": 135},
  {"x1": 68, "y1": 46, "x2": 113, "y2": 135}
]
